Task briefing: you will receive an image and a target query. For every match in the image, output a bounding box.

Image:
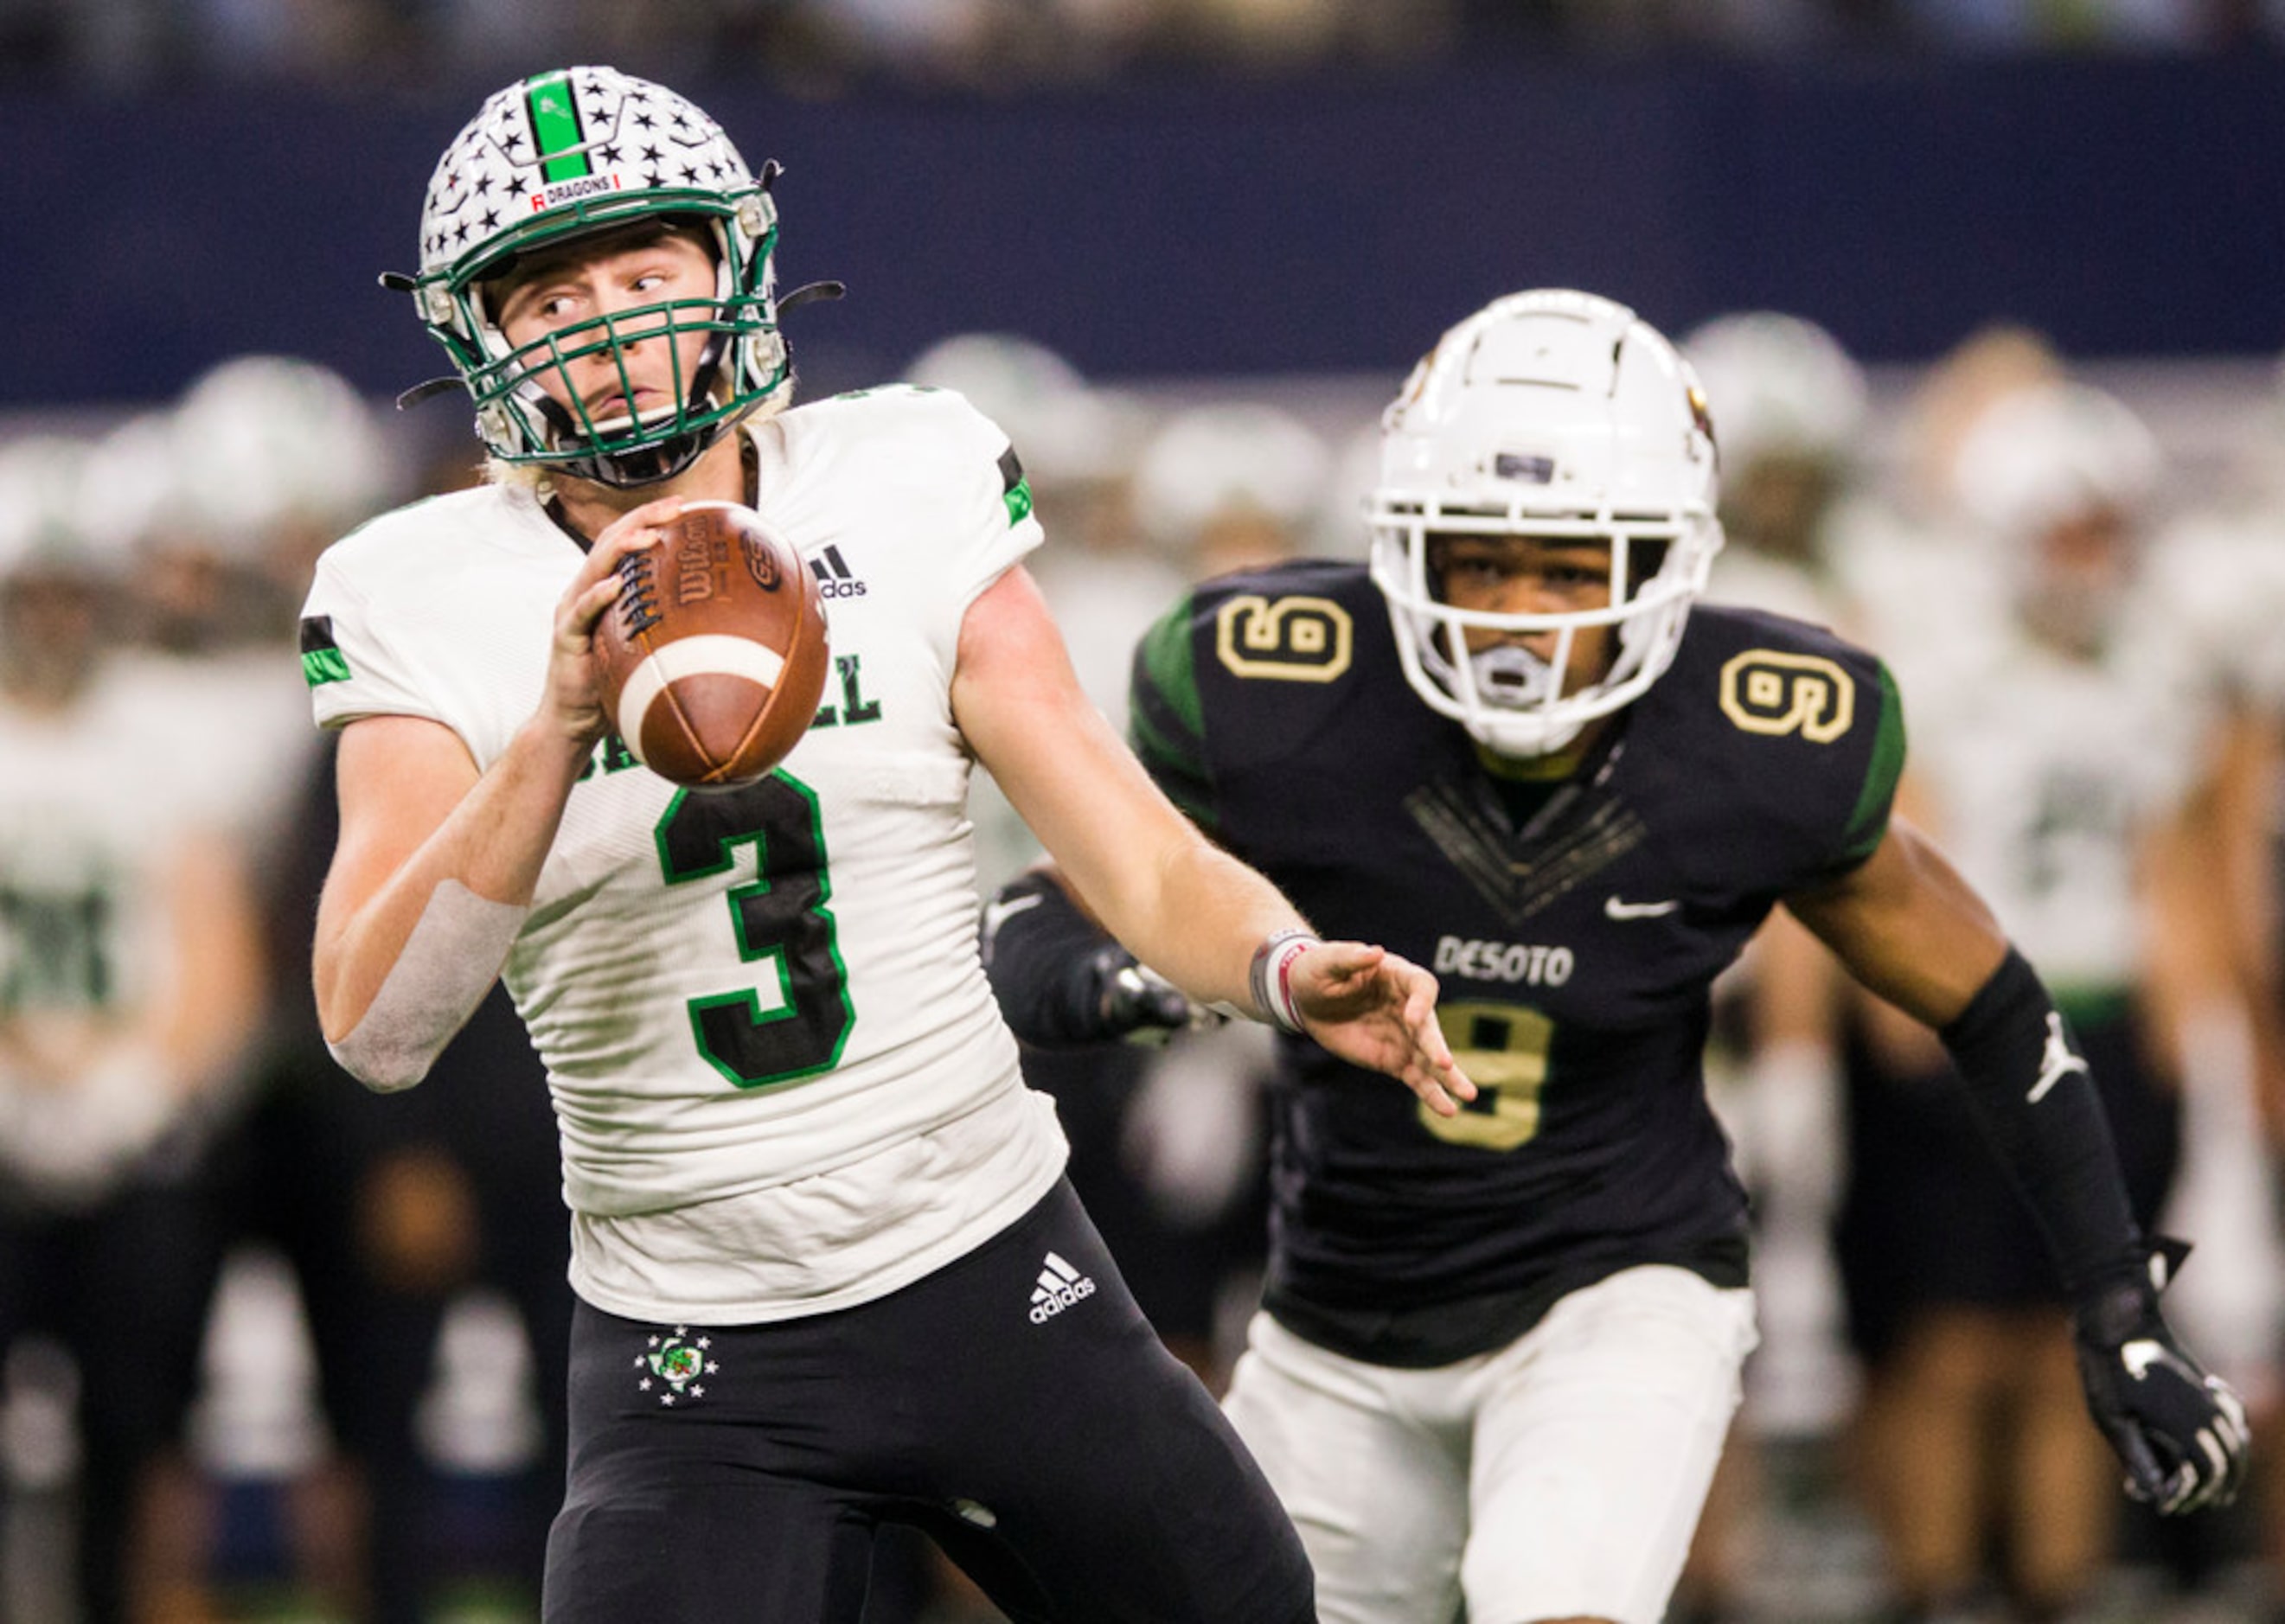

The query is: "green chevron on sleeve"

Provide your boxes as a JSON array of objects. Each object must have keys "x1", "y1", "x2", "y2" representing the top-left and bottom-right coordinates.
[
  {"x1": 299, "y1": 615, "x2": 352, "y2": 687},
  {"x1": 997, "y1": 447, "x2": 1033, "y2": 527},
  {"x1": 1128, "y1": 593, "x2": 1219, "y2": 833},
  {"x1": 1837, "y1": 661, "x2": 1907, "y2": 866}
]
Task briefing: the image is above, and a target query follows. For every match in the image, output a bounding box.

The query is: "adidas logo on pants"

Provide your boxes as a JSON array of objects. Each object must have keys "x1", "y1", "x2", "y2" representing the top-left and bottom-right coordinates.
[{"x1": 1028, "y1": 1251, "x2": 1097, "y2": 1323}]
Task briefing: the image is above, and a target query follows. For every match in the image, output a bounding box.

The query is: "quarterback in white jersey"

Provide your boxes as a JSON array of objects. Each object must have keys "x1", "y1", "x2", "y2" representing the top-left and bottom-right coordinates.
[
  {"x1": 310, "y1": 385, "x2": 1072, "y2": 1323},
  {"x1": 304, "y1": 67, "x2": 1467, "y2": 1624}
]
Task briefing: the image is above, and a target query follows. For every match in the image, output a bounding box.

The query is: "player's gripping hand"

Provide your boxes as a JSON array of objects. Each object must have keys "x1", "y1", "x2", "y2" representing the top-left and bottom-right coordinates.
[
  {"x1": 545, "y1": 496, "x2": 681, "y2": 746},
  {"x1": 2073, "y1": 1240, "x2": 2250, "y2": 1515},
  {"x1": 1284, "y1": 940, "x2": 1475, "y2": 1116}
]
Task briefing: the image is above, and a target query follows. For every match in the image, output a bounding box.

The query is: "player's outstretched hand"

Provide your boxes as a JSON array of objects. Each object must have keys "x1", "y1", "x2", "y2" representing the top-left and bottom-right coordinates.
[
  {"x1": 1289, "y1": 942, "x2": 1475, "y2": 1116},
  {"x1": 2073, "y1": 1241, "x2": 2250, "y2": 1515}
]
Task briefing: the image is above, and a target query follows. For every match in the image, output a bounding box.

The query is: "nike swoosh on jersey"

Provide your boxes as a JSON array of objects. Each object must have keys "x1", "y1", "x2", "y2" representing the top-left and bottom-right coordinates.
[{"x1": 1603, "y1": 896, "x2": 1680, "y2": 920}]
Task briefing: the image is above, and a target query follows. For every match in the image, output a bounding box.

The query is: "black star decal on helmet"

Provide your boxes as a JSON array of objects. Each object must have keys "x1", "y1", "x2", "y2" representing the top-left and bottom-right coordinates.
[
  {"x1": 472, "y1": 173, "x2": 494, "y2": 196},
  {"x1": 480, "y1": 208, "x2": 499, "y2": 230},
  {"x1": 641, "y1": 145, "x2": 662, "y2": 164},
  {"x1": 634, "y1": 108, "x2": 656, "y2": 129},
  {"x1": 599, "y1": 144, "x2": 622, "y2": 163}
]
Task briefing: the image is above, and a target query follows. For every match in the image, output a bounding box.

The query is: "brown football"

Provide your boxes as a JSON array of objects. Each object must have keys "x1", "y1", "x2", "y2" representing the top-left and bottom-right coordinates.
[{"x1": 594, "y1": 502, "x2": 831, "y2": 790}]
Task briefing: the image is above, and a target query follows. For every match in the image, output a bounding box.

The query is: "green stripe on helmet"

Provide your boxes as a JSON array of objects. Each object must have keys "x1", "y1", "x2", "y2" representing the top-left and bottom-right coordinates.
[{"x1": 527, "y1": 73, "x2": 592, "y2": 184}]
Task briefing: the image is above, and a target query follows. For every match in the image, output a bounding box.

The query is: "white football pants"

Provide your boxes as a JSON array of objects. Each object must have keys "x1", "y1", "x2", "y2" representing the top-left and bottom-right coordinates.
[{"x1": 1222, "y1": 1264, "x2": 1758, "y2": 1624}]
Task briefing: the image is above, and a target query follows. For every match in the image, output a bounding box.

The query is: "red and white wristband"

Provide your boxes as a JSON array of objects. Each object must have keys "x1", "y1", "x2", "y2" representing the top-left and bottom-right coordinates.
[{"x1": 1249, "y1": 929, "x2": 1319, "y2": 1035}]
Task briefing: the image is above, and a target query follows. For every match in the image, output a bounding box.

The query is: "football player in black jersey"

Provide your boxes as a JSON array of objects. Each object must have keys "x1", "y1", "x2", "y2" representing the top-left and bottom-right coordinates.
[{"x1": 984, "y1": 289, "x2": 2250, "y2": 1624}]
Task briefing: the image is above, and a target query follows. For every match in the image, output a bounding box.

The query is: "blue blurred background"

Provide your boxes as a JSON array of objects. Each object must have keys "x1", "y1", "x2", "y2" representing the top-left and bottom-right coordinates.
[{"x1": 9, "y1": 2, "x2": 2285, "y2": 408}]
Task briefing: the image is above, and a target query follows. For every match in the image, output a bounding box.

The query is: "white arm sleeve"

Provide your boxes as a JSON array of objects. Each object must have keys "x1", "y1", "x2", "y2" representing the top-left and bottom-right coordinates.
[{"x1": 327, "y1": 879, "x2": 528, "y2": 1092}]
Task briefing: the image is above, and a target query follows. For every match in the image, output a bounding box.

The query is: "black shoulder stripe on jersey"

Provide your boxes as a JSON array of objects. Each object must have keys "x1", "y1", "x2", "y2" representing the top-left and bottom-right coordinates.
[
  {"x1": 1835, "y1": 660, "x2": 1907, "y2": 867},
  {"x1": 997, "y1": 446, "x2": 1024, "y2": 492}
]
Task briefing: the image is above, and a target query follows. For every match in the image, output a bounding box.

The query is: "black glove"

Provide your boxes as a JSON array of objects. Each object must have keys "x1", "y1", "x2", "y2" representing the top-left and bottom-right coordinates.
[
  {"x1": 2072, "y1": 1238, "x2": 2251, "y2": 1515},
  {"x1": 1088, "y1": 945, "x2": 1205, "y2": 1049},
  {"x1": 982, "y1": 869, "x2": 1218, "y2": 1050}
]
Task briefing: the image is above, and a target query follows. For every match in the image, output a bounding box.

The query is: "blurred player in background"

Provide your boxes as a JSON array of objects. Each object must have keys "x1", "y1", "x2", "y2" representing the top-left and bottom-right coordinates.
[
  {"x1": 1840, "y1": 323, "x2": 2066, "y2": 700},
  {"x1": 0, "y1": 433, "x2": 267, "y2": 1623},
  {"x1": 2141, "y1": 361, "x2": 2285, "y2": 1614},
  {"x1": 1684, "y1": 308, "x2": 1872, "y2": 628},
  {"x1": 301, "y1": 64, "x2": 1463, "y2": 1623},
  {"x1": 985, "y1": 288, "x2": 2250, "y2": 1624},
  {"x1": 900, "y1": 330, "x2": 1150, "y2": 899},
  {"x1": 1672, "y1": 308, "x2": 1880, "y2": 1622},
  {"x1": 1828, "y1": 375, "x2": 2245, "y2": 1621},
  {"x1": 144, "y1": 353, "x2": 576, "y2": 1623}
]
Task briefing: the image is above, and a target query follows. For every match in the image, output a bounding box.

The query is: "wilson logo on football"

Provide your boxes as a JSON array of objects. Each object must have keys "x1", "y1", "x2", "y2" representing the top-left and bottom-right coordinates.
[
  {"x1": 1718, "y1": 650, "x2": 1854, "y2": 743},
  {"x1": 672, "y1": 534, "x2": 742, "y2": 606}
]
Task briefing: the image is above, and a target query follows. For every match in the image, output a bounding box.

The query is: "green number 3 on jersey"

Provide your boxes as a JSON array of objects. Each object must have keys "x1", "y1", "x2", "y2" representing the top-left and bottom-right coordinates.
[{"x1": 655, "y1": 773, "x2": 854, "y2": 1089}]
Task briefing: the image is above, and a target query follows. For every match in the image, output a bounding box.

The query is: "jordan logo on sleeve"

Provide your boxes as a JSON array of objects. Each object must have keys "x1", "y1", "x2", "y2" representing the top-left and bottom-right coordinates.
[{"x1": 2027, "y1": 1012, "x2": 2090, "y2": 1104}]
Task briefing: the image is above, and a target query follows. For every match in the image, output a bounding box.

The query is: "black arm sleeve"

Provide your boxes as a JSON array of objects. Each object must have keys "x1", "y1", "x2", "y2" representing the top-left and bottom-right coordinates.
[
  {"x1": 1938, "y1": 946, "x2": 2145, "y2": 1297},
  {"x1": 981, "y1": 871, "x2": 1129, "y2": 1049}
]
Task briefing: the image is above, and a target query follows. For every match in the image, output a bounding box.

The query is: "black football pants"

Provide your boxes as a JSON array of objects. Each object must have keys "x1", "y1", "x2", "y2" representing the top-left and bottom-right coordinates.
[{"x1": 542, "y1": 1177, "x2": 1314, "y2": 1623}]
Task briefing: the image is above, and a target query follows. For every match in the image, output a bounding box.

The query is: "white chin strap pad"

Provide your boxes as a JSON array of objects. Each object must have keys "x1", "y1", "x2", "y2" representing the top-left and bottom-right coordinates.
[{"x1": 327, "y1": 879, "x2": 528, "y2": 1093}]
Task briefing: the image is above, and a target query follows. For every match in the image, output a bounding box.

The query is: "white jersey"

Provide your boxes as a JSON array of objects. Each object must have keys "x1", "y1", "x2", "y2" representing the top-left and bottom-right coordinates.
[
  {"x1": 2150, "y1": 509, "x2": 2285, "y2": 715},
  {"x1": 1903, "y1": 616, "x2": 2208, "y2": 1000},
  {"x1": 112, "y1": 646, "x2": 323, "y2": 848},
  {"x1": 302, "y1": 387, "x2": 1069, "y2": 1323},
  {"x1": 0, "y1": 661, "x2": 225, "y2": 1205}
]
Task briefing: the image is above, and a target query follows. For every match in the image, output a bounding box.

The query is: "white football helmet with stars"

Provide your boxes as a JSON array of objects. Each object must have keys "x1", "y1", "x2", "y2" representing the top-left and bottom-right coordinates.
[
  {"x1": 1369, "y1": 289, "x2": 1723, "y2": 758},
  {"x1": 404, "y1": 67, "x2": 790, "y2": 489}
]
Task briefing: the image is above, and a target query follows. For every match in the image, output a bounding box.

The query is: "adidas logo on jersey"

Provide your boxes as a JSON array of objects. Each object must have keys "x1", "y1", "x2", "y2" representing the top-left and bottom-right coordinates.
[
  {"x1": 809, "y1": 544, "x2": 868, "y2": 599},
  {"x1": 1027, "y1": 1251, "x2": 1097, "y2": 1324}
]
